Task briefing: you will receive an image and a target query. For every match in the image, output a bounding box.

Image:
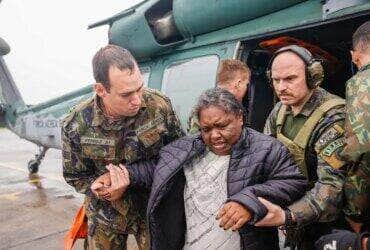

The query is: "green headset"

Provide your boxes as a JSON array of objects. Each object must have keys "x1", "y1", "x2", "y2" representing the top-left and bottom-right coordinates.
[{"x1": 266, "y1": 45, "x2": 324, "y2": 89}]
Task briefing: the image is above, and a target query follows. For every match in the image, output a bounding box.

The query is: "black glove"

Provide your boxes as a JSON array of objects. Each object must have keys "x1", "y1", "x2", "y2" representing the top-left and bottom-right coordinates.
[{"x1": 315, "y1": 230, "x2": 369, "y2": 250}]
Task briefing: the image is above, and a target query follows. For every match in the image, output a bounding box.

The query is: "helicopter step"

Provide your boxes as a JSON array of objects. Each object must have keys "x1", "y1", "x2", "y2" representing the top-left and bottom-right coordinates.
[{"x1": 28, "y1": 146, "x2": 48, "y2": 174}]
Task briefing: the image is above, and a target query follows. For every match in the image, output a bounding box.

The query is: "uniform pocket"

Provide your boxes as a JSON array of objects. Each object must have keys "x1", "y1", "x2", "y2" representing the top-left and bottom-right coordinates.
[
  {"x1": 137, "y1": 122, "x2": 166, "y2": 148},
  {"x1": 81, "y1": 136, "x2": 116, "y2": 160}
]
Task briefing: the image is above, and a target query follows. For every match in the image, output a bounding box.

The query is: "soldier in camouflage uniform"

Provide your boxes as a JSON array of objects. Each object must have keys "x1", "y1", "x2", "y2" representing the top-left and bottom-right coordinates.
[
  {"x1": 313, "y1": 21, "x2": 370, "y2": 250},
  {"x1": 254, "y1": 45, "x2": 350, "y2": 249},
  {"x1": 187, "y1": 59, "x2": 250, "y2": 134},
  {"x1": 340, "y1": 21, "x2": 370, "y2": 233},
  {"x1": 61, "y1": 45, "x2": 184, "y2": 250}
]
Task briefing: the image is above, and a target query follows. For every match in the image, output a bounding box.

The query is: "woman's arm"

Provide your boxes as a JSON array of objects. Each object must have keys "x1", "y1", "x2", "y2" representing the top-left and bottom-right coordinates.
[{"x1": 228, "y1": 144, "x2": 307, "y2": 224}]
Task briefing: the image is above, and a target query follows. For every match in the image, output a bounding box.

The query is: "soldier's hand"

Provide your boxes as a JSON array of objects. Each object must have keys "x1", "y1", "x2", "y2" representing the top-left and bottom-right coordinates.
[
  {"x1": 105, "y1": 164, "x2": 130, "y2": 201},
  {"x1": 91, "y1": 172, "x2": 111, "y2": 199},
  {"x1": 216, "y1": 201, "x2": 252, "y2": 231},
  {"x1": 255, "y1": 197, "x2": 286, "y2": 227}
]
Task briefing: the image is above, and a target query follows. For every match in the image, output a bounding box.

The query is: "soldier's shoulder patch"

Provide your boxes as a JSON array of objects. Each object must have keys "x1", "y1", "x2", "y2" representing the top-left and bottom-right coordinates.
[
  {"x1": 319, "y1": 137, "x2": 345, "y2": 169},
  {"x1": 321, "y1": 137, "x2": 344, "y2": 157},
  {"x1": 316, "y1": 123, "x2": 344, "y2": 151}
]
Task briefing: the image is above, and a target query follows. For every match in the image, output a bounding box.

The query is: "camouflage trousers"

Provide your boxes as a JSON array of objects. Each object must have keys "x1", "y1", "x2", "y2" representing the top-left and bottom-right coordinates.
[{"x1": 85, "y1": 222, "x2": 149, "y2": 250}]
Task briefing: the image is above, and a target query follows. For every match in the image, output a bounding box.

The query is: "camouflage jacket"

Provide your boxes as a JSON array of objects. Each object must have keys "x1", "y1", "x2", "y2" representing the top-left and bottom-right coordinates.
[
  {"x1": 264, "y1": 87, "x2": 347, "y2": 227},
  {"x1": 61, "y1": 88, "x2": 184, "y2": 234},
  {"x1": 341, "y1": 63, "x2": 370, "y2": 223}
]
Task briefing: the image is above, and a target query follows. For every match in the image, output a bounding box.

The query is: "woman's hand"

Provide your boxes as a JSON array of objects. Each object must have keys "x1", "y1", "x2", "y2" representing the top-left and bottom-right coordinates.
[{"x1": 217, "y1": 201, "x2": 252, "y2": 231}]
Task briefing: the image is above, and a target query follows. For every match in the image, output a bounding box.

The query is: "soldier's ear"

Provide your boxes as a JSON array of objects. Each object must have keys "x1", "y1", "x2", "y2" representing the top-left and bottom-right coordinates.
[
  {"x1": 350, "y1": 50, "x2": 360, "y2": 68},
  {"x1": 94, "y1": 83, "x2": 108, "y2": 98},
  {"x1": 232, "y1": 79, "x2": 241, "y2": 89},
  {"x1": 350, "y1": 50, "x2": 355, "y2": 62}
]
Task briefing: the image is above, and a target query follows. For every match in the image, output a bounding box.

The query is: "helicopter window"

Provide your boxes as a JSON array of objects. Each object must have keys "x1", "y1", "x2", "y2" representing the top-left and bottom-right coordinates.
[
  {"x1": 140, "y1": 67, "x2": 151, "y2": 86},
  {"x1": 161, "y1": 55, "x2": 219, "y2": 128}
]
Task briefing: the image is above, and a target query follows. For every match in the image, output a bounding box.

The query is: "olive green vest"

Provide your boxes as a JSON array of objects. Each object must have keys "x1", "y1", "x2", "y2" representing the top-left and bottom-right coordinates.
[{"x1": 276, "y1": 99, "x2": 345, "y2": 179}]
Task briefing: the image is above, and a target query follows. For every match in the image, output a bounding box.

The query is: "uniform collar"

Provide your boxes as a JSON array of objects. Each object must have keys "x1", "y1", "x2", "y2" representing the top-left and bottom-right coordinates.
[
  {"x1": 359, "y1": 62, "x2": 370, "y2": 72},
  {"x1": 92, "y1": 95, "x2": 106, "y2": 127},
  {"x1": 91, "y1": 95, "x2": 147, "y2": 128},
  {"x1": 285, "y1": 88, "x2": 324, "y2": 118}
]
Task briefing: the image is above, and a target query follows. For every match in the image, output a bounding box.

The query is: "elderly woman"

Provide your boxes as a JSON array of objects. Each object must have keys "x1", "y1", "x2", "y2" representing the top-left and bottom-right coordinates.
[{"x1": 97, "y1": 88, "x2": 307, "y2": 250}]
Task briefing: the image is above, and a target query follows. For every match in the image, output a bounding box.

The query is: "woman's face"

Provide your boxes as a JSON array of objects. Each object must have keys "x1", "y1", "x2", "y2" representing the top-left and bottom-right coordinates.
[{"x1": 199, "y1": 105, "x2": 243, "y2": 155}]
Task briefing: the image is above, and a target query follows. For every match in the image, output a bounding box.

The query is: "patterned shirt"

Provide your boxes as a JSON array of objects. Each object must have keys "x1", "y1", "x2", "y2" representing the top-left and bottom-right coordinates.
[{"x1": 183, "y1": 150, "x2": 240, "y2": 250}]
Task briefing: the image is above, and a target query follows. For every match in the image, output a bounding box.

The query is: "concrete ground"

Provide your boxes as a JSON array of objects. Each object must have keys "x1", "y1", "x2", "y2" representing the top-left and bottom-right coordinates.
[{"x1": 0, "y1": 128, "x2": 137, "y2": 250}]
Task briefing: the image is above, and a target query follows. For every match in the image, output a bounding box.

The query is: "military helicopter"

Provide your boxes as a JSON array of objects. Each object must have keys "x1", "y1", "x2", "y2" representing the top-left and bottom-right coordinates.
[{"x1": 0, "y1": 0, "x2": 369, "y2": 174}]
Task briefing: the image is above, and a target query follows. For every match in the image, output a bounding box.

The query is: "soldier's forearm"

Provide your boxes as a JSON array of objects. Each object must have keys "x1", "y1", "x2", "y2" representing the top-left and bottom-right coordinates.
[
  {"x1": 288, "y1": 197, "x2": 318, "y2": 227},
  {"x1": 289, "y1": 181, "x2": 343, "y2": 227}
]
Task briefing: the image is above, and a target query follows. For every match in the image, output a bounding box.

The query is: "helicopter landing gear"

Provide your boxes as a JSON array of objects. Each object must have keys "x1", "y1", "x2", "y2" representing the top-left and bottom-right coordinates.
[{"x1": 27, "y1": 146, "x2": 48, "y2": 174}]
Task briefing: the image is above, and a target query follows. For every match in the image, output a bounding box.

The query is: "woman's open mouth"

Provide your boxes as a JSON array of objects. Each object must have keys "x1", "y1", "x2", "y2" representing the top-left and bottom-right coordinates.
[{"x1": 211, "y1": 142, "x2": 227, "y2": 150}]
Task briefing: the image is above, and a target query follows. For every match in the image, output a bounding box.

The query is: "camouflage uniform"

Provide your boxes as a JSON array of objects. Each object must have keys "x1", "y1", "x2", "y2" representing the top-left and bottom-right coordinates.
[
  {"x1": 264, "y1": 87, "x2": 349, "y2": 248},
  {"x1": 62, "y1": 88, "x2": 184, "y2": 250},
  {"x1": 340, "y1": 63, "x2": 370, "y2": 227},
  {"x1": 187, "y1": 112, "x2": 201, "y2": 135}
]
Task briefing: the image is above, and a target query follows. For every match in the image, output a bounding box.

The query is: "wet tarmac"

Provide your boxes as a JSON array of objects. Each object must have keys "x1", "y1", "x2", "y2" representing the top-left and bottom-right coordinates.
[{"x1": 0, "y1": 129, "x2": 137, "y2": 250}]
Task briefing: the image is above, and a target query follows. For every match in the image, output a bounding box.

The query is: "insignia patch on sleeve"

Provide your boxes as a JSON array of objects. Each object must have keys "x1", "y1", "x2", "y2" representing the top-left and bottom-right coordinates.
[
  {"x1": 319, "y1": 137, "x2": 345, "y2": 169},
  {"x1": 321, "y1": 137, "x2": 344, "y2": 156},
  {"x1": 318, "y1": 126, "x2": 343, "y2": 148}
]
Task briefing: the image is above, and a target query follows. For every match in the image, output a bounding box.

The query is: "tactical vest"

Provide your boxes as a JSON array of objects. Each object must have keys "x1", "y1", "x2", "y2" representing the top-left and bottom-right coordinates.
[{"x1": 276, "y1": 99, "x2": 345, "y2": 179}]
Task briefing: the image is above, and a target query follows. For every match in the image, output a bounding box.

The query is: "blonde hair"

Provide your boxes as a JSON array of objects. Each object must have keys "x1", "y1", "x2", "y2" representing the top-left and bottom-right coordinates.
[
  {"x1": 216, "y1": 59, "x2": 250, "y2": 85},
  {"x1": 353, "y1": 21, "x2": 370, "y2": 53}
]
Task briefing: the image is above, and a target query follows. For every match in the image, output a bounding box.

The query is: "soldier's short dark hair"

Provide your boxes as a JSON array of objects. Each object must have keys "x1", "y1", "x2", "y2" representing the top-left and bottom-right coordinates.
[
  {"x1": 92, "y1": 45, "x2": 137, "y2": 90},
  {"x1": 353, "y1": 21, "x2": 370, "y2": 53},
  {"x1": 194, "y1": 88, "x2": 244, "y2": 119}
]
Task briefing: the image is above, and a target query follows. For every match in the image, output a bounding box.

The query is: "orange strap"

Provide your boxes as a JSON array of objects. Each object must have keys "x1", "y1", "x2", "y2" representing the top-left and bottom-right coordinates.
[{"x1": 64, "y1": 205, "x2": 88, "y2": 250}]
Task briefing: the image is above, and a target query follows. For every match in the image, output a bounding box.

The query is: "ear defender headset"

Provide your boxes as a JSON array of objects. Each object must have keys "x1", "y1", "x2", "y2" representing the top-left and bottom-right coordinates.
[{"x1": 266, "y1": 45, "x2": 324, "y2": 89}]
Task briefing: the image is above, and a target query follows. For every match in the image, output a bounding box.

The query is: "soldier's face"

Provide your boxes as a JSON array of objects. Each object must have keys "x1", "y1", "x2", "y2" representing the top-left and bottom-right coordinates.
[
  {"x1": 271, "y1": 52, "x2": 311, "y2": 108},
  {"x1": 97, "y1": 65, "x2": 144, "y2": 118},
  {"x1": 199, "y1": 106, "x2": 243, "y2": 155}
]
